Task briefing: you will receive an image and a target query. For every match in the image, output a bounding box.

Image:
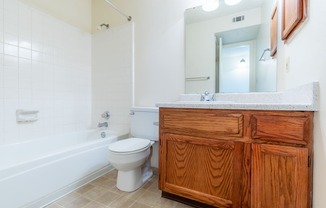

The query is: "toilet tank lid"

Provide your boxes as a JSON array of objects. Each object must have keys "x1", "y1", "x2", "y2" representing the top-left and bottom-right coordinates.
[
  {"x1": 108, "y1": 138, "x2": 151, "y2": 153},
  {"x1": 131, "y1": 106, "x2": 158, "y2": 112}
]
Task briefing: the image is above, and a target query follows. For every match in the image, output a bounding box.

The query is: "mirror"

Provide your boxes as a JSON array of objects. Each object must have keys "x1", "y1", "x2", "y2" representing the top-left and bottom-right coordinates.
[{"x1": 185, "y1": 0, "x2": 277, "y2": 93}]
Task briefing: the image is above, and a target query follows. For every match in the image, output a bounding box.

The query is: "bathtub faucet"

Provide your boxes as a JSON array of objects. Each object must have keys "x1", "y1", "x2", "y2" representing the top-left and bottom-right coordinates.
[{"x1": 98, "y1": 122, "x2": 108, "y2": 128}]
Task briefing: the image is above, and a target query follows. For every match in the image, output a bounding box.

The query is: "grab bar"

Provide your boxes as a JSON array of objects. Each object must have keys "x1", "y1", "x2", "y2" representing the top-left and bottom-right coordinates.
[{"x1": 186, "y1": 76, "x2": 210, "y2": 81}]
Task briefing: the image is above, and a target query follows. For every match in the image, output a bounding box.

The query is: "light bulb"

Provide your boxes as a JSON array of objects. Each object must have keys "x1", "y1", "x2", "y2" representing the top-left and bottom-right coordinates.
[
  {"x1": 202, "y1": 0, "x2": 219, "y2": 12},
  {"x1": 224, "y1": 0, "x2": 242, "y2": 6}
]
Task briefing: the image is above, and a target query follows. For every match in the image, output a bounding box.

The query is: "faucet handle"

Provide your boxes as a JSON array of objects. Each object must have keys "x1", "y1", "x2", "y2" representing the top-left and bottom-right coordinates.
[
  {"x1": 200, "y1": 94, "x2": 205, "y2": 101},
  {"x1": 101, "y1": 111, "x2": 110, "y2": 120},
  {"x1": 98, "y1": 122, "x2": 108, "y2": 128},
  {"x1": 201, "y1": 91, "x2": 214, "y2": 101}
]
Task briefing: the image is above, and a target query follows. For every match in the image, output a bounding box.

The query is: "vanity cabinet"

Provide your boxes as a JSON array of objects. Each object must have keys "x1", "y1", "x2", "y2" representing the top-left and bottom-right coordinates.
[{"x1": 159, "y1": 108, "x2": 313, "y2": 208}]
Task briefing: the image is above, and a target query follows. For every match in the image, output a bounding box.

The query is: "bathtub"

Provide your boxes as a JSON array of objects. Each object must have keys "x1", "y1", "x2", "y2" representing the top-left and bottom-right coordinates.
[{"x1": 0, "y1": 129, "x2": 128, "y2": 208}]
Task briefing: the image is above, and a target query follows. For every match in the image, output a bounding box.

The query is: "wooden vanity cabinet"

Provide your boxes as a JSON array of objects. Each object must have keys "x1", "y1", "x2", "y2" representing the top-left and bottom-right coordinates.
[{"x1": 158, "y1": 108, "x2": 313, "y2": 208}]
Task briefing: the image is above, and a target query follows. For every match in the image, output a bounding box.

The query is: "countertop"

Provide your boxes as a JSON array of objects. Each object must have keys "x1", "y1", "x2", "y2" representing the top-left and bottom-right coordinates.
[{"x1": 156, "y1": 82, "x2": 319, "y2": 111}]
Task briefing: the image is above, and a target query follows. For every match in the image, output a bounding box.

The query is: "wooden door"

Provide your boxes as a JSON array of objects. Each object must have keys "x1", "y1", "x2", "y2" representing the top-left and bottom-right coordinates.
[
  {"x1": 159, "y1": 133, "x2": 250, "y2": 208},
  {"x1": 251, "y1": 144, "x2": 308, "y2": 208}
]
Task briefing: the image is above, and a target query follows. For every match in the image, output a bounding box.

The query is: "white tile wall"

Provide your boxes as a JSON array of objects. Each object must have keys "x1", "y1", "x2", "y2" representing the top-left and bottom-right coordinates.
[
  {"x1": 92, "y1": 23, "x2": 133, "y2": 134},
  {"x1": 0, "y1": 0, "x2": 92, "y2": 145}
]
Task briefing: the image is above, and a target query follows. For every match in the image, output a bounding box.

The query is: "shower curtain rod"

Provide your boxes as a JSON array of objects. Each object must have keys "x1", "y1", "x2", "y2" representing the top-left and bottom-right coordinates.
[{"x1": 104, "y1": 0, "x2": 132, "y2": 21}]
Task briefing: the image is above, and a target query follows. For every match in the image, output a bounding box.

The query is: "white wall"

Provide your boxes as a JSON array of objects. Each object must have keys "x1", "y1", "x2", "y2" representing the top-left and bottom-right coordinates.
[
  {"x1": 132, "y1": 0, "x2": 194, "y2": 106},
  {"x1": 0, "y1": 0, "x2": 92, "y2": 145},
  {"x1": 91, "y1": 23, "x2": 133, "y2": 134}
]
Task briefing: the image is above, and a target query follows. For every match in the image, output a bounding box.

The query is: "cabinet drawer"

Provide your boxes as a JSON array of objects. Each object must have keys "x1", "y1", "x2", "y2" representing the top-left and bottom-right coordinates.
[
  {"x1": 160, "y1": 109, "x2": 243, "y2": 138},
  {"x1": 251, "y1": 114, "x2": 310, "y2": 145}
]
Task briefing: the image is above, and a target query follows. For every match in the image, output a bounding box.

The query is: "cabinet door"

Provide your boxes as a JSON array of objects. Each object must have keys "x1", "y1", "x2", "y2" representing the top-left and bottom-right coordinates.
[
  {"x1": 281, "y1": 0, "x2": 308, "y2": 40},
  {"x1": 159, "y1": 133, "x2": 251, "y2": 208},
  {"x1": 251, "y1": 144, "x2": 308, "y2": 208},
  {"x1": 270, "y1": 5, "x2": 277, "y2": 56}
]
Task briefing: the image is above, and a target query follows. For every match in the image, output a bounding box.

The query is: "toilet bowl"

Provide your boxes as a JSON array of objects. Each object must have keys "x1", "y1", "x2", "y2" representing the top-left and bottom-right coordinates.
[{"x1": 107, "y1": 107, "x2": 158, "y2": 192}]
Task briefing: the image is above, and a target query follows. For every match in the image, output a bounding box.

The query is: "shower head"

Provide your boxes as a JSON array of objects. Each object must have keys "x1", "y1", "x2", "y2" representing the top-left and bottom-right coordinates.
[{"x1": 97, "y1": 24, "x2": 109, "y2": 31}]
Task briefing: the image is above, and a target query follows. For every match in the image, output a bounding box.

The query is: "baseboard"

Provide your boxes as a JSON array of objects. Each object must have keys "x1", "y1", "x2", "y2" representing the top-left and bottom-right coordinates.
[{"x1": 24, "y1": 165, "x2": 114, "y2": 208}]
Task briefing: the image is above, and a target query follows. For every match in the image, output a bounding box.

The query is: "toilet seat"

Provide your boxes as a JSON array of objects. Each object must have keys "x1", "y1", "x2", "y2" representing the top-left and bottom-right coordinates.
[{"x1": 109, "y1": 138, "x2": 151, "y2": 154}]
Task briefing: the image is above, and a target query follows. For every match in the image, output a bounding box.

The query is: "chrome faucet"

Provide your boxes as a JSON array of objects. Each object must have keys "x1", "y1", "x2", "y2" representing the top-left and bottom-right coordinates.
[
  {"x1": 201, "y1": 91, "x2": 214, "y2": 101},
  {"x1": 98, "y1": 122, "x2": 108, "y2": 128}
]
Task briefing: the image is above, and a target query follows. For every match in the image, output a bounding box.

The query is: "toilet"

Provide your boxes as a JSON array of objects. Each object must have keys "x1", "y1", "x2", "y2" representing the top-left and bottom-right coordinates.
[{"x1": 108, "y1": 107, "x2": 158, "y2": 192}]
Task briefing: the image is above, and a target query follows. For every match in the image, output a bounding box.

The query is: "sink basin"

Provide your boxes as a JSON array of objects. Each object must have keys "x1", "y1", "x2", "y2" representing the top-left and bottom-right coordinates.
[{"x1": 176, "y1": 100, "x2": 236, "y2": 104}]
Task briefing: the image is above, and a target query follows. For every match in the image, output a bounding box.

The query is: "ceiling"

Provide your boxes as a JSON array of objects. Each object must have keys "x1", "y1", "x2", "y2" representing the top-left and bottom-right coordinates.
[{"x1": 216, "y1": 25, "x2": 261, "y2": 44}]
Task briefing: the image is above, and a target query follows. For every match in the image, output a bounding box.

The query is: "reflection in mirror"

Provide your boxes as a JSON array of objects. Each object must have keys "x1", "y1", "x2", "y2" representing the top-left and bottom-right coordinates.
[{"x1": 185, "y1": 0, "x2": 277, "y2": 93}]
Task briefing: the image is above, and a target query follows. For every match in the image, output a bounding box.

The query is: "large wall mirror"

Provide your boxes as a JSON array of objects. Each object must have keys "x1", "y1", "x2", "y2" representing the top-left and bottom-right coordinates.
[{"x1": 185, "y1": 0, "x2": 277, "y2": 94}]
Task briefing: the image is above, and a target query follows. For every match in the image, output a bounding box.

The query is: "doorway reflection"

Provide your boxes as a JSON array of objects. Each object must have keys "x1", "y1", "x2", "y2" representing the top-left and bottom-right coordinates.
[{"x1": 218, "y1": 40, "x2": 255, "y2": 92}]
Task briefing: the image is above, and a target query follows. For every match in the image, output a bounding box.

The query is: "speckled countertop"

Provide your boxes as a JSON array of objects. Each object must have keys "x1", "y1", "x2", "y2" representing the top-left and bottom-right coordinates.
[{"x1": 156, "y1": 82, "x2": 319, "y2": 111}]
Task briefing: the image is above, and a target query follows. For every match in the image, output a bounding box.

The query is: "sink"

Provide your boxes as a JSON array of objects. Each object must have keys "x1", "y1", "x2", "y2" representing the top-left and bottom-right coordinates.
[{"x1": 176, "y1": 100, "x2": 236, "y2": 104}]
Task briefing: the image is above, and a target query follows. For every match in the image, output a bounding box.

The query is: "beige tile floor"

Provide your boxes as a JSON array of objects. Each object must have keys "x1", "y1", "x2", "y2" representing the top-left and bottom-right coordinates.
[{"x1": 45, "y1": 168, "x2": 192, "y2": 208}]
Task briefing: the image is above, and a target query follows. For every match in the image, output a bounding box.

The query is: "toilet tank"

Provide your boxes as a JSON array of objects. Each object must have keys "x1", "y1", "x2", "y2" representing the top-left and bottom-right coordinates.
[{"x1": 130, "y1": 107, "x2": 159, "y2": 141}]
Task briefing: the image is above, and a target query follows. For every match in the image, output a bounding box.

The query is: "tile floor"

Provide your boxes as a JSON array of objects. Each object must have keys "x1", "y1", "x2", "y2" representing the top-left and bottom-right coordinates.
[{"x1": 45, "y1": 168, "x2": 192, "y2": 208}]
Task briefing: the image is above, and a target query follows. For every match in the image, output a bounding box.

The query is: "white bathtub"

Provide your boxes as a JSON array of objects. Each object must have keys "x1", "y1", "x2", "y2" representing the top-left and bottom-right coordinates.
[{"x1": 0, "y1": 129, "x2": 127, "y2": 208}]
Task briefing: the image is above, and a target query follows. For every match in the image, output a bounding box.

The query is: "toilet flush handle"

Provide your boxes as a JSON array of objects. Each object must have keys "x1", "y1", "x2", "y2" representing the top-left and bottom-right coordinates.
[{"x1": 153, "y1": 122, "x2": 159, "y2": 126}]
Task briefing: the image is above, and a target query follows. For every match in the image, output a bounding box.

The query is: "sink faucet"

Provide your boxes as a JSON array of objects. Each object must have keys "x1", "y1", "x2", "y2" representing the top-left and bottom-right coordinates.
[
  {"x1": 98, "y1": 122, "x2": 108, "y2": 128},
  {"x1": 201, "y1": 91, "x2": 214, "y2": 101}
]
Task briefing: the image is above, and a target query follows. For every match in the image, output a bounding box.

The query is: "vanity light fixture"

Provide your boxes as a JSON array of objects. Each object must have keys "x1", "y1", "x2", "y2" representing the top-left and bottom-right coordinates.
[
  {"x1": 202, "y1": 0, "x2": 220, "y2": 12},
  {"x1": 202, "y1": 0, "x2": 242, "y2": 12},
  {"x1": 224, "y1": 0, "x2": 242, "y2": 6}
]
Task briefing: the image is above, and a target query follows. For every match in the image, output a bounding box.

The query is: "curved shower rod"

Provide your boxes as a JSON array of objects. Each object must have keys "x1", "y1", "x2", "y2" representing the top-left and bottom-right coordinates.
[{"x1": 104, "y1": 0, "x2": 132, "y2": 21}]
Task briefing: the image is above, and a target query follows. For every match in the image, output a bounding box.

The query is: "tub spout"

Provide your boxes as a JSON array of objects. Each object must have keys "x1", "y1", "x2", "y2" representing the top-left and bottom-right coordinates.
[{"x1": 98, "y1": 122, "x2": 108, "y2": 128}]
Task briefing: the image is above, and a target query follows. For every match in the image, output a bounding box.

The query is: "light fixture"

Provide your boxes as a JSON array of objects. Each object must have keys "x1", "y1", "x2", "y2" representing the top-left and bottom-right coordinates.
[
  {"x1": 202, "y1": 0, "x2": 220, "y2": 12},
  {"x1": 224, "y1": 0, "x2": 242, "y2": 6},
  {"x1": 239, "y1": 58, "x2": 247, "y2": 68}
]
